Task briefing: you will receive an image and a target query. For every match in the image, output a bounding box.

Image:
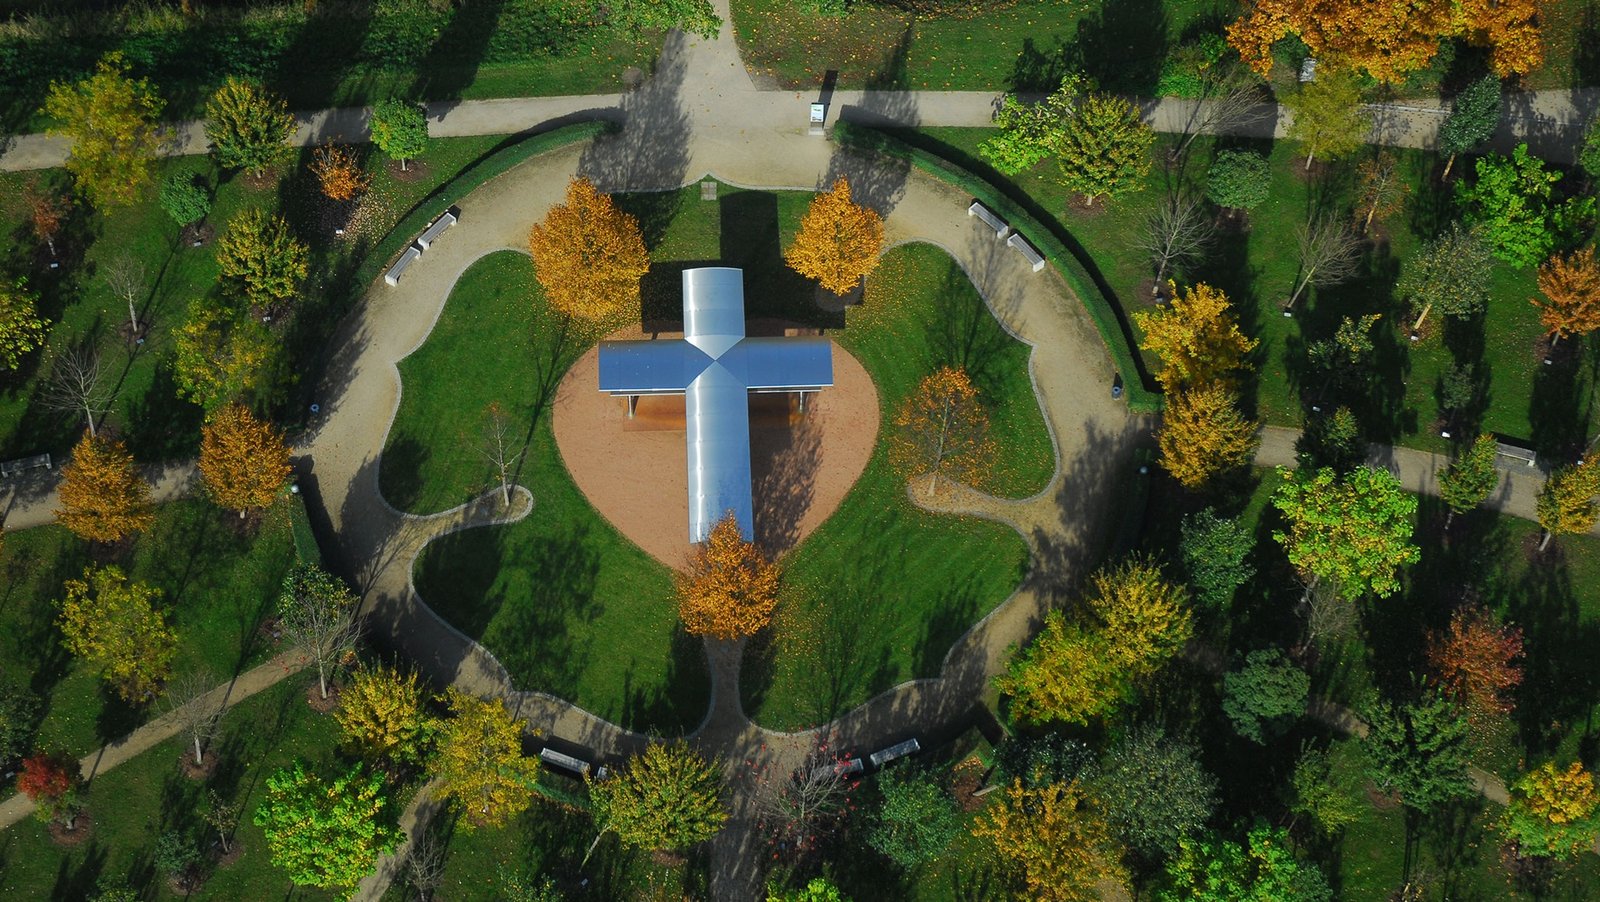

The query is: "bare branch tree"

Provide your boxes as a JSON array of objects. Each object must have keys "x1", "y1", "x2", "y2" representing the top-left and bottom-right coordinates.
[
  {"x1": 42, "y1": 346, "x2": 113, "y2": 437},
  {"x1": 163, "y1": 669, "x2": 225, "y2": 768},
  {"x1": 406, "y1": 827, "x2": 448, "y2": 902},
  {"x1": 479, "y1": 401, "x2": 525, "y2": 508},
  {"x1": 202, "y1": 789, "x2": 240, "y2": 855},
  {"x1": 1299, "y1": 578, "x2": 1358, "y2": 649},
  {"x1": 1287, "y1": 215, "x2": 1363, "y2": 310},
  {"x1": 1138, "y1": 191, "x2": 1214, "y2": 295},
  {"x1": 102, "y1": 254, "x2": 148, "y2": 334},
  {"x1": 1355, "y1": 151, "x2": 1409, "y2": 234},
  {"x1": 754, "y1": 739, "x2": 858, "y2": 862},
  {"x1": 1175, "y1": 65, "x2": 1269, "y2": 157}
]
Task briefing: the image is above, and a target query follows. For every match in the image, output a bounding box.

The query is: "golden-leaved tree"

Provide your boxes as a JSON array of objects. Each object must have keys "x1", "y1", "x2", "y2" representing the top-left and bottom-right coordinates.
[
  {"x1": 784, "y1": 176, "x2": 886, "y2": 295},
  {"x1": 972, "y1": 779, "x2": 1129, "y2": 902},
  {"x1": 430, "y1": 689, "x2": 540, "y2": 830},
  {"x1": 43, "y1": 52, "x2": 164, "y2": 209},
  {"x1": 889, "y1": 366, "x2": 996, "y2": 497},
  {"x1": 1133, "y1": 282, "x2": 1258, "y2": 391},
  {"x1": 1535, "y1": 458, "x2": 1600, "y2": 551},
  {"x1": 335, "y1": 666, "x2": 434, "y2": 766},
  {"x1": 215, "y1": 208, "x2": 309, "y2": 311},
  {"x1": 1158, "y1": 384, "x2": 1260, "y2": 489},
  {"x1": 310, "y1": 142, "x2": 370, "y2": 202},
  {"x1": 676, "y1": 512, "x2": 780, "y2": 640},
  {"x1": 199, "y1": 403, "x2": 292, "y2": 518},
  {"x1": 527, "y1": 177, "x2": 650, "y2": 327},
  {"x1": 1533, "y1": 247, "x2": 1600, "y2": 343},
  {"x1": 172, "y1": 300, "x2": 276, "y2": 412},
  {"x1": 1501, "y1": 761, "x2": 1600, "y2": 860},
  {"x1": 56, "y1": 431, "x2": 154, "y2": 543},
  {"x1": 0, "y1": 278, "x2": 49, "y2": 372},
  {"x1": 58, "y1": 564, "x2": 177, "y2": 701}
]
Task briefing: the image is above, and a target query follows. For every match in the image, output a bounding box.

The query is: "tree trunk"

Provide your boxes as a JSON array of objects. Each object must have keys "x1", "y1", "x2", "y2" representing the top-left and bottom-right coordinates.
[
  {"x1": 1540, "y1": 530, "x2": 1553, "y2": 551},
  {"x1": 218, "y1": 828, "x2": 230, "y2": 854},
  {"x1": 239, "y1": 508, "x2": 247, "y2": 520},
  {"x1": 1153, "y1": 258, "x2": 1168, "y2": 294},
  {"x1": 1286, "y1": 270, "x2": 1314, "y2": 309},
  {"x1": 84, "y1": 405, "x2": 97, "y2": 438},
  {"x1": 1442, "y1": 153, "x2": 1456, "y2": 180},
  {"x1": 1304, "y1": 148, "x2": 1316, "y2": 172},
  {"x1": 128, "y1": 295, "x2": 139, "y2": 333},
  {"x1": 45, "y1": 237, "x2": 56, "y2": 256},
  {"x1": 318, "y1": 664, "x2": 329, "y2": 700},
  {"x1": 582, "y1": 830, "x2": 606, "y2": 867},
  {"x1": 402, "y1": 157, "x2": 409, "y2": 172},
  {"x1": 1444, "y1": 509, "x2": 1455, "y2": 530},
  {"x1": 501, "y1": 478, "x2": 510, "y2": 507},
  {"x1": 1411, "y1": 302, "x2": 1433, "y2": 332},
  {"x1": 1363, "y1": 203, "x2": 1377, "y2": 234},
  {"x1": 194, "y1": 734, "x2": 204, "y2": 766}
]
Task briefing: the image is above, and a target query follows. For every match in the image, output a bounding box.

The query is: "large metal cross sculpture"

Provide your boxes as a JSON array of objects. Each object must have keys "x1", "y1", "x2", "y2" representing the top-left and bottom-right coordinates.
[{"x1": 597, "y1": 267, "x2": 834, "y2": 544}]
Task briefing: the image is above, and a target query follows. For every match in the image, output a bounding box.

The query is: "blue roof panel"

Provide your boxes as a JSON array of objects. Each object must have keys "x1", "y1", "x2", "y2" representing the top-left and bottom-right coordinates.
[{"x1": 597, "y1": 341, "x2": 710, "y2": 393}]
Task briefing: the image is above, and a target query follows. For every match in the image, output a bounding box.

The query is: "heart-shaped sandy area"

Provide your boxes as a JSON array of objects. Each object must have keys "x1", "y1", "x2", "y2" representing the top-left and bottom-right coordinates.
[{"x1": 552, "y1": 321, "x2": 879, "y2": 569}]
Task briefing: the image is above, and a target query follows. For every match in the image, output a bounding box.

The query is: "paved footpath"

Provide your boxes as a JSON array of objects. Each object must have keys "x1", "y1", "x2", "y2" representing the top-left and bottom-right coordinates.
[{"x1": 3, "y1": 8, "x2": 1597, "y2": 900}]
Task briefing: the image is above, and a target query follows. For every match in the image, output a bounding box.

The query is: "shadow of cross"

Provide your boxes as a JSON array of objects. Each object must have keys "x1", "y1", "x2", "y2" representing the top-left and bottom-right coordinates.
[{"x1": 598, "y1": 267, "x2": 834, "y2": 543}]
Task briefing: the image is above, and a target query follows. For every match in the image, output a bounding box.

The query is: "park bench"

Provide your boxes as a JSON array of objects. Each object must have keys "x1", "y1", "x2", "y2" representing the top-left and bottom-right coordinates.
[
  {"x1": 0, "y1": 453, "x2": 51, "y2": 478},
  {"x1": 808, "y1": 757, "x2": 864, "y2": 784},
  {"x1": 384, "y1": 245, "x2": 422, "y2": 286},
  {"x1": 967, "y1": 201, "x2": 1009, "y2": 239},
  {"x1": 415, "y1": 209, "x2": 459, "y2": 250},
  {"x1": 868, "y1": 738, "x2": 921, "y2": 769},
  {"x1": 539, "y1": 747, "x2": 593, "y2": 777},
  {"x1": 1006, "y1": 232, "x2": 1046, "y2": 272},
  {"x1": 1493, "y1": 441, "x2": 1537, "y2": 469}
]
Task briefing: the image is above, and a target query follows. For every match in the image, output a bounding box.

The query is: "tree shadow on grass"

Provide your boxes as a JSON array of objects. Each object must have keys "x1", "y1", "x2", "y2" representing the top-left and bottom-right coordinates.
[
  {"x1": 94, "y1": 682, "x2": 148, "y2": 746},
  {"x1": 620, "y1": 624, "x2": 709, "y2": 736},
  {"x1": 718, "y1": 189, "x2": 834, "y2": 327},
  {"x1": 477, "y1": 526, "x2": 602, "y2": 702},
  {"x1": 376, "y1": 435, "x2": 431, "y2": 514},
  {"x1": 49, "y1": 840, "x2": 105, "y2": 902},
  {"x1": 912, "y1": 576, "x2": 982, "y2": 678},
  {"x1": 1527, "y1": 340, "x2": 1598, "y2": 459},
  {"x1": 122, "y1": 359, "x2": 205, "y2": 462},
  {"x1": 925, "y1": 255, "x2": 1016, "y2": 402},
  {"x1": 1507, "y1": 542, "x2": 1600, "y2": 757}
]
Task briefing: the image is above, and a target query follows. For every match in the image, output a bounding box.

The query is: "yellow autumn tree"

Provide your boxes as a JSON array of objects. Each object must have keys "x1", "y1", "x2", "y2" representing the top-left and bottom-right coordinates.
[
  {"x1": 430, "y1": 689, "x2": 540, "y2": 830},
  {"x1": 1134, "y1": 281, "x2": 1258, "y2": 392},
  {"x1": 1088, "y1": 557, "x2": 1193, "y2": 673},
  {"x1": 56, "y1": 431, "x2": 154, "y2": 543},
  {"x1": 1532, "y1": 247, "x2": 1600, "y2": 343},
  {"x1": 972, "y1": 779, "x2": 1129, "y2": 902},
  {"x1": 1227, "y1": 0, "x2": 1541, "y2": 83},
  {"x1": 784, "y1": 176, "x2": 886, "y2": 295},
  {"x1": 1502, "y1": 761, "x2": 1600, "y2": 860},
  {"x1": 889, "y1": 366, "x2": 997, "y2": 497},
  {"x1": 994, "y1": 612, "x2": 1120, "y2": 726},
  {"x1": 0, "y1": 278, "x2": 50, "y2": 372},
  {"x1": 527, "y1": 177, "x2": 650, "y2": 327},
  {"x1": 1535, "y1": 458, "x2": 1600, "y2": 551},
  {"x1": 334, "y1": 666, "x2": 434, "y2": 766},
  {"x1": 309, "y1": 142, "x2": 370, "y2": 202},
  {"x1": 676, "y1": 512, "x2": 781, "y2": 640},
  {"x1": 58, "y1": 564, "x2": 177, "y2": 702},
  {"x1": 1159, "y1": 384, "x2": 1261, "y2": 489},
  {"x1": 42, "y1": 52, "x2": 164, "y2": 209},
  {"x1": 199, "y1": 403, "x2": 292, "y2": 519}
]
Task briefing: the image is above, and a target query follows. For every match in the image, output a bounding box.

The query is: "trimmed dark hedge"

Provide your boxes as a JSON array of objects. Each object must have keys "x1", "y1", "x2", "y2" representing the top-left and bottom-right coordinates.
[
  {"x1": 287, "y1": 491, "x2": 322, "y2": 566},
  {"x1": 832, "y1": 121, "x2": 1162, "y2": 413}
]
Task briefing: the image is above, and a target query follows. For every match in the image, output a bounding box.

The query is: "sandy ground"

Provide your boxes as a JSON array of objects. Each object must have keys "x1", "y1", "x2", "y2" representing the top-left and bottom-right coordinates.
[{"x1": 552, "y1": 322, "x2": 878, "y2": 569}]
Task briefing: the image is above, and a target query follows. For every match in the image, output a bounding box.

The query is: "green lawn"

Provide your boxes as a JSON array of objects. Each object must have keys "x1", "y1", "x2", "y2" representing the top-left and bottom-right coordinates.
[
  {"x1": 0, "y1": 497, "x2": 298, "y2": 758},
  {"x1": 732, "y1": 0, "x2": 1596, "y2": 92},
  {"x1": 0, "y1": 135, "x2": 508, "y2": 464},
  {"x1": 0, "y1": 674, "x2": 346, "y2": 901},
  {"x1": 892, "y1": 128, "x2": 1600, "y2": 457}
]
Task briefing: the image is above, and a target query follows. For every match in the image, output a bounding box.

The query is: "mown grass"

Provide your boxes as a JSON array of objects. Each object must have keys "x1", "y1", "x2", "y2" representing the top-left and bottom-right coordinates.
[
  {"x1": 0, "y1": 496, "x2": 298, "y2": 759},
  {"x1": 0, "y1": 135, "x2": 508, "y2": 464},
  {"x1": 893, "y1": 127, "x2": 1600, "y2": 457},
  {"x1": 0, "y1": 673, "x2": 346, "y2": 901}
]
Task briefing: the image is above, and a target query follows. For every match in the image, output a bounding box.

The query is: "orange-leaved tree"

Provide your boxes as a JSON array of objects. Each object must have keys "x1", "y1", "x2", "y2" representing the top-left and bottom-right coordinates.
[
  {"x1": 676, "y1": 512, "x2": 780, "y2": 640},
  {"x1": 1532, "y1": 247, "x2": 1600, "y2": 344},
  {"x1": 527, "y1": 177, "x2": 650, "y2": 327},
  {"x1": 1426, "y1": 604, "x2": 1523, "y2": 721},
  {"x1": 199, "y1": 403, "x2": 292, "y2": 518},
  {"x1": 56, "y1": 431, "x2": 154, "y2": 543},
  {"x1": 889, "y1": 366, "x2": 996, "y2": 498},
  {"x1": 309, "y1": 142, "x2": 370, "y2": 202},
  {"x1": 1133, "y1": 281, "x2": 1258, "y2": 392},
  {"x1": 784, "y1": 176, "x2": 885, "y2": 296},
  {"x1": 1158, "y1": 384, "x2": 1260, "y2": 489}
]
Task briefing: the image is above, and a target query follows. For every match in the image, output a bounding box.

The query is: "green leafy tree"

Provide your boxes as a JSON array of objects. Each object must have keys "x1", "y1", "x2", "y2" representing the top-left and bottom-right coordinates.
[
  {"x1": 867, "y1": 766, "x2": 961, "y2": 869},
  {"x1": 1271, "y1": 466, "x2": 1420, "y2": 600},
  {"x1": 42, "y1": 52, "x2": 164, "y2": 209},
  {"x1": 172, "y1": 301, "x2": 275, "y2": 412},
  {"x1": 978, "y1": 74, "x2": 1083, "y2": 175},
  {"x1": 1294, "y1": 406, "x2": 1366, "y2": 474},
  {"x1": 0, "y1": 279, "x2": 49, "y2": 372},
  {"x1": 1535, "y1": 458, "x2": 1600, "y2": 551},
  {"x1": 1282, "y1": 71, "x2": 1370, "y2": 170},
  {"x1": 58, "y1": 564, "x2": 177, "y2": 702},
  {"x1": 1501, "y1": 761, "x2": 1600, "y2": 860},
  {"x1": 1205, "y1": 149, "x2": 1271, "y2": 211},
  {"x1": 1582, "y1": 115, "x2": 1600, "y2": 181},
  {"x1": 1400, "y1": 224, "x2": 1495, "y2": 330},
  {"x1": 1052, "y1": 93, "x2": 1154, "y2": 206},
  {"x1": 1456, "y1": 144, "x2": 1596, "y2": 269},
  {"x1": 253, "y1": 760, "x2": 401, "y2": 892},
  {"x1": 1091, "y1": 724, "x2": 1218, "y2": 859},
  {"x1": 153, "y1": 829, "x2": 200, "y2": 886},
  {"x1": 0, "y1": 684, "x2": 37, "y2": 769},
  {"x1": 204, "y1": 78, "x2": 297, "y2": 177},
  {"x1": 1290, "y1": 744, "x2": 1363, "y2": 836},
  {"x1": 1180, "y1": 509, "x2": 1255, "y2": 609},
  {"x1": 159, "y1": 174, "x2": 211, "y2": 227},
  {"x1": 1438, "y1": 74, "x2": 1502, "y2": 179},
  {"x1": 1437, "y1": 433, "x2": 1499, "y2": 527},
  {"x1": 1362, "y1": 693, "x2": 1474, "y2": 810},
  {"x1": 1159, "y1": 825, "x2": 1332, "y2": 902},
  {"x1": 369, "y1": 98, "x2": 428, "y2": 171},
  {"x1": 215, "y1": 208, "x2": 309, "y2": 310},
  {"x1": 1222, "y1": 649, "x2": 1309, "y2": 743},
  {"x1": 769, "y1": 877, "x2": 849, "y2": 901},
  {"x1": 588, "y1": 741, "x2": 726, "y2": 854},
  {"x1": 278, "y1": 563, "x2": 359, "y2": 701},
  {"x1": 608, "y1": 0, "x2": 721, "y2": 39},
  {"x1": 430, "y1": 689, "x2": 539, "y2": 830}
]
